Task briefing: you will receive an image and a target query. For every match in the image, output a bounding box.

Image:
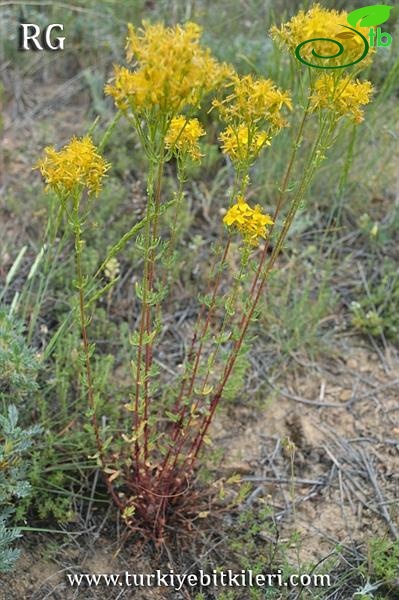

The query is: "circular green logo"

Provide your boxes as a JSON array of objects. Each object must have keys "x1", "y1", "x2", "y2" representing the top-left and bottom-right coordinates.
[{"x1": 294, "y1": 25, "x2": 370, "y2": 69}]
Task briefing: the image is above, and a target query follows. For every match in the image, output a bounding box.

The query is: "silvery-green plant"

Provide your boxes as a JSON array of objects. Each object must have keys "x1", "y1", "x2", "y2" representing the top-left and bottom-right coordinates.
[{"x1": 0, "y1": 405, "x2": 41, "y2": 572}]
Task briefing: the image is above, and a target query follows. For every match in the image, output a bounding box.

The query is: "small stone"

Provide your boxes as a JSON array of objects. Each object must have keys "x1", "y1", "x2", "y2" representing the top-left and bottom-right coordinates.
[
  {"x1": 224, "y1": 461, "x2": 253, "y2": 476},
  {"x1": 347, "y1": 358, "x2": 358, "y2": 369},
  {"x1": 339, "y1": 389, "x2": 352, "y2": 402}
]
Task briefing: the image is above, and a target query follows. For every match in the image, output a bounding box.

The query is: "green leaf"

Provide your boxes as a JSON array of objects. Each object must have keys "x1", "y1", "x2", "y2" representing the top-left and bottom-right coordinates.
[
  {"x1": 165, "y1": 411, "x2": 180, "y2": 423},
  {"x1": 129, "y1": 331, "x2": 141, "y2": 346},
  {"x1": 85, "y1": 277, "x2": 119, "y2": 309},
  {"x1": 335, "y1": 32, "x2": 356, "y2": 39},
  {"x1": 7, "y1": 406, "x2": 18, "y2": 430},
  {"x1": 143, "y1": 329, "x2": 157, "y2": 344},
  {"x1": 347, "y1": 4, "x2": 393, "y2": 28},
  {"x1": 5, "y1": 246, "x2": 27, "y2": 288}
]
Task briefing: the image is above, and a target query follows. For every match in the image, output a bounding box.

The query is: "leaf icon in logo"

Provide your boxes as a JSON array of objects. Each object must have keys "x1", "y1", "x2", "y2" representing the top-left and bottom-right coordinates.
[
  {"x1": 335, "y1": 31, "x2": 356, "y2": 39},
  {"x1": 347, "y1": 4, "x2": 393, "y2": 28}
]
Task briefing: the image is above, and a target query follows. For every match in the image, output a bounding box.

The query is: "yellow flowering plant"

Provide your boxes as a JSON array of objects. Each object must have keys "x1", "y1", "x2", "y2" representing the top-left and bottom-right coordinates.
[
  {"x1": 165, "y1": 115, "x2": 205, "y2": 162},
  {"x1": 310, "y1": 74, "x2": 373, "y2": 123},
  {"x1": 270, "y1": 3, "x2": 374, "y2": 142},
  {"x1": 270, "y1": 3, "x2": 374, "y2": 70},
  {"x1": 36, "y1": 136, "x2": 110, "y2": 198},
  {"x1": 35, "y1": 9, "x2": 374, "y2": 543},
  {"x1": 213, "y1": 74, "x2": 292, "y2": 180},
  {"x1": 223, "y1": 195, "x2": 274, "y2": 247}
]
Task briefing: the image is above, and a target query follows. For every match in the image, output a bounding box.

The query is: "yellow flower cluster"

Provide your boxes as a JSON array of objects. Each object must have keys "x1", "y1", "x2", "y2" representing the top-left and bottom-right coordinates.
[
  {"x1": 35, "y1": 136, "x2": 110, "y2": 197},
  {"x1": 270, "y1": 4, "x2": 373, "y2": 69},
  {"x1": 310, "y1": 75, "x2": 373, "y2": 122},
  {"x1": 105, "y1": 22, "x2": 231, "y2": 115},
  {"x1": 165, "y1": 115, "x2": 205, "y2": 161},
  {"x1": 214, "y1": 74, "x2": 292, "y2": 129},
  {"x1": 219, "y1": 124, "x2": 270, "y2": 163},
  {"x1": 214, "y1": 74, "x2": 291, "y2": 167},
  {"x1": 223, "y1": 195, "x2": 274, "y2": 246}
]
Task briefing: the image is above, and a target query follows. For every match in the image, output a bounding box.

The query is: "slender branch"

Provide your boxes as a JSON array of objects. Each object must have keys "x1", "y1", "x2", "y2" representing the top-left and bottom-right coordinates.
[
  {"x1": 187, "y1": 113, "x2": 336, "y2": 468},
  {"x1": 72, "y1": 200, "x2": 122, "y2": 509},
  {"x1": 159, "y1": 237, "x2": 232, "y2": 476},
  {"x1": 143, "y1": 156, "x2": 165, "y2": 460},
  {"x1": 132, "y1": 160, "x2": 156, "y2": 471}
]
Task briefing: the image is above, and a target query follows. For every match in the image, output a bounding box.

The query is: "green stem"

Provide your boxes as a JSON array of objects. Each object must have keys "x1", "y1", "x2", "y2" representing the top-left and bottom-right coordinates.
[
  {"x1": 187, "y1": 111, "x2": 335, "y2": 468},
  {"x1": 72, "y1": 195, "x2": 122, "y2": 510},
  {"x1": 143, "y1": 156, "x2": 165, "y2": 460},
  {"x1": 133, "y1": 159, "x2": 155, "y2": 468}
]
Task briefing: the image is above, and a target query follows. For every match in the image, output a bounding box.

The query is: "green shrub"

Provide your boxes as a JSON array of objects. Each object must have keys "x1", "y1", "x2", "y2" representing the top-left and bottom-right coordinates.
[
  {"x1": 351, "y1": 260, "x2": 399, "y2": 342},
  {"x1": 0, "y1": 405, "x2": 41, "y2": 572},
  {"x1": 0, "y1": 309, "x2": 39, "y2": 405},
  {"x1": 364, "y1": 537, "x2": 399, "y2": 584}
]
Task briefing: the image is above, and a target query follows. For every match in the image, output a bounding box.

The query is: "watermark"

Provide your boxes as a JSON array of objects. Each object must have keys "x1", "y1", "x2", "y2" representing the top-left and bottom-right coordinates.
[
  {"x1": 295, "y1": 4, "x2": 394, "y2": 69},
  {"x1": 65, "y1": 568, "x2": 332, "y2": 590},
  {"x1": 18, "y1": 23, "x2": 65, "y2": 51}
]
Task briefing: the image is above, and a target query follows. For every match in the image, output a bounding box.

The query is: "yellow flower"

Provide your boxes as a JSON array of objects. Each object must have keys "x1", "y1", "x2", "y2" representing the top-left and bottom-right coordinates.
[
  {"x1": 310, "y1": 74, "x2": 373, "y2": 122},
  {"x1": 214, "y1": 74, "x2": 290, "y2": 168},
  {"x1": 105, "y1": 21, "x2": 232, "y2": 116},
  {"x1": 219, "y1": 124, "x2": 270, "y2": 164},
  {"x1": 165, "y1": 115, "x2": 205, "y2": 161},
  {"x1": 270, "y1": 4, "x2": 373, "y2": 70},
  {"x1": 104, "y1": 66, "x2": 147, "y2": 112},
  {"x1": 213, "y1": 74, "x2": 292, "y2": 130},
  {"x1": 35, "y1": 136, "x2": 110, "y2": 197},
  {"x1": 223, "y1": 195, "x2": 273, "y2": 246}
]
